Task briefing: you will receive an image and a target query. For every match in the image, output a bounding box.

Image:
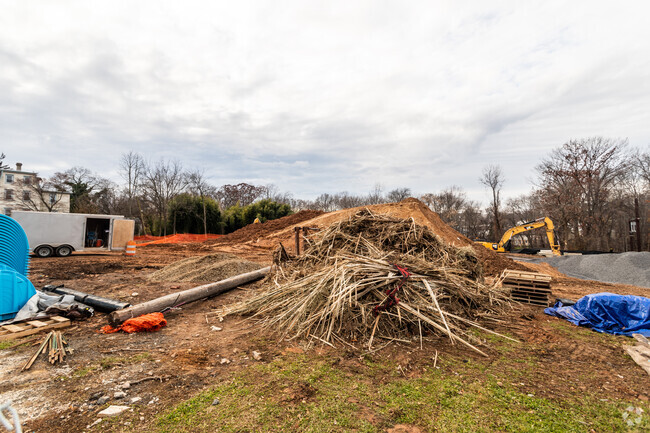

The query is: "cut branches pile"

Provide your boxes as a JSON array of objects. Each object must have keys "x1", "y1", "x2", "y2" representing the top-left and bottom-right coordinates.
[{"x1": 224, "y1": 210, "x2": 514, "y2": 355}]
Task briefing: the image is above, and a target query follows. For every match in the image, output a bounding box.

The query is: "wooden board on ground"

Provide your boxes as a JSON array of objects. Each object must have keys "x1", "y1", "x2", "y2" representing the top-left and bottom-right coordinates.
[{"x1": 0, "y1": 316, "x2": 70, "y2": 341}]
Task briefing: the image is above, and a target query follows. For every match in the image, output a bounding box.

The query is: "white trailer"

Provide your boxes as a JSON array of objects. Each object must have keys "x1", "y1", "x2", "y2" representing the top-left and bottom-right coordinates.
[{"x1": 11, "y1": 211, "x2": 135, "y2": 258}]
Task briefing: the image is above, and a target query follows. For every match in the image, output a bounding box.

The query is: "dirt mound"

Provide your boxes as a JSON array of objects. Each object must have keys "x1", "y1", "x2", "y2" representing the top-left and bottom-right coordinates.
[
  {"x1": 248, "y1": 198, "x2": 524, "y2": 277},
  {"x1": 148, "y1": 252, "x2": 263, "y2": 283},
  {"x1": 206, "y1": 210, "x2": 324, "y2": 245}
]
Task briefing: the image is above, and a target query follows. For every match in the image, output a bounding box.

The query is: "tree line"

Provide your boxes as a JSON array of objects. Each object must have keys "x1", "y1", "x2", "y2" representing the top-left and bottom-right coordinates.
[{"x1": 5, "y1": 137, "x2": 649, "y2": 250}]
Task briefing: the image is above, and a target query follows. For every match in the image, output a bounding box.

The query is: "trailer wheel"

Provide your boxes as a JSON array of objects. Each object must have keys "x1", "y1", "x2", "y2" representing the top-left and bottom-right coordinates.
[
  {"x1": 55, "y1": 245, "x2": 73, "y2": 257},
  {"x1": 34, "y1": 245, "x2": 54, "y2": 258}
]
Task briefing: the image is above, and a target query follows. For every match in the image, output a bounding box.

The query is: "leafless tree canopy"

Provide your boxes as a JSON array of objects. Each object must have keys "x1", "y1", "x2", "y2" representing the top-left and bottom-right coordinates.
[
  {"x1": 215, "y1": 183, "x2": 266, "y2": 209},
  {"x1": 535, "y1": 137, "x2": 630, "y2": 250},
  {"x1": 18, "y1": 176, "x2": 66, "y2": 212},
  {"x1": 0, "y1": 152, "x2": 9, "y2": 170},
  {"x1": 387, "y1": 187, "x2": 412, "y2": 202},
  {"x1": 479, "y1": 164, "x2": 504, "y2": 240},
  {"x1": 141, "y1": 159, "x2": 188, "y2": 236}
]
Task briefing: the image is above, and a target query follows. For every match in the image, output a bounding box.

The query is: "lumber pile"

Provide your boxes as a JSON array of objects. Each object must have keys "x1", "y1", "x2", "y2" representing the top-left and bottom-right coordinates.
[
  {"x1": 224, "y1": 210, "x2": 514, "y2": 356},
  {"x1": 500, "y1": 269, "x2": 552, "y2": 306},
  {"x1": 21, "y1": 331, "x2": 72, "y2": 371},
  {"x1": 0, "y1": 316, "x2": 70, "y2": 341}
]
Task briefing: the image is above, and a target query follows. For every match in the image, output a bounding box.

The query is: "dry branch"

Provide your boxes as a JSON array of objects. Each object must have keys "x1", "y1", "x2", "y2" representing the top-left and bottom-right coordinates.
[{"x1": 222, "y1": 210, "x2": 513, "y2": 355}]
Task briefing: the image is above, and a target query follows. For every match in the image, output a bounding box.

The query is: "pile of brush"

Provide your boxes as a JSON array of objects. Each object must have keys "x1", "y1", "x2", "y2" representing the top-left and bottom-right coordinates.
[{"x1": 224, "y1": 210, "x2": 514, "y2": 355}]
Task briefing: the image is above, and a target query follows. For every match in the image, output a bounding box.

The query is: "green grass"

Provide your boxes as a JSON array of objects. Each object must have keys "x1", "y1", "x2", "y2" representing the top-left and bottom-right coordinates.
[
  {"x1": 150, "y1": 351, "x2": 649, "y2": 433},
  {"x1": 99, "y1": 352, "x2": 152, "y2": 369},
  {"x1": 0, "y1": 340, "x2": 15, "y2": 350}
]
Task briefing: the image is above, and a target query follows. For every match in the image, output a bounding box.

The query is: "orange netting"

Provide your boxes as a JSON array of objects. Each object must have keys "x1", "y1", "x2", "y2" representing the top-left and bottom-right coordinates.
[
  {"x1": 101, "y1": 312, "x2": 167, "y2": 334},
  {"x1": 134, "y1": 234, "x2": 223, "y2": 246}
]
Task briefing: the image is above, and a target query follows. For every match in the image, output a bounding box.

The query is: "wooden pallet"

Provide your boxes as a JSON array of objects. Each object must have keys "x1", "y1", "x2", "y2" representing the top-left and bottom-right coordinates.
[
  {"x1": 0, "y1": 316, "x2": 70, "y2": 341},
  {"x1": 501, "y1": 269, "x2": 552, "y2": 306},
  {"x1": 501, "y1": 269, "x2": 551, "y2": 283}
]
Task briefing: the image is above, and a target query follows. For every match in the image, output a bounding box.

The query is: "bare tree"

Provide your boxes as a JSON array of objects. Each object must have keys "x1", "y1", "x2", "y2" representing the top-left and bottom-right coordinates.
[
  {"x1": 188, "y1": 170, "x2": 217, "y2": 235},
  {"x1": 480, "y1": 164, "x2": 504, "y2": 241},
  {"x1": 420, "y1": 186, "x2": 467, "y2": 229},
  {"x1": 535, "y1": 137, "x2": 629, "y2": 250},
  {"x1": 313, "y1": 193, "x2": 337, "y2": 212},
  {"x1": 119, "y1": 152, "x2": 145, "y2": 216},
  {"x1": 18, "y1": 176, "x2": 67, "y2": 212},
  {"x1": 215, "y1": 183, "x2": 265, "y2": 209},
  {"x1": 0, "y1": 153, "x2": 9, "y2": 170},
  {"x1": 366, "y1": 183, "x2": 385, "y2": 205},
  {"x1": 633, "y1": 148, "x2": 650, "y2": 186},
  {"x1": 141, "y1": 159, "x2": 188, "y2": 236},
  {"x1": 387, "y1": 187, "x2": 412, "y2": 202}
]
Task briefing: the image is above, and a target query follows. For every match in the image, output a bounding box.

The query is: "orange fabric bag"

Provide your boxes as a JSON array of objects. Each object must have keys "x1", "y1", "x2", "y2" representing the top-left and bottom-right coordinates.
[{"x1": 101, "y1": 312, "x2": 167, "y2": 334}]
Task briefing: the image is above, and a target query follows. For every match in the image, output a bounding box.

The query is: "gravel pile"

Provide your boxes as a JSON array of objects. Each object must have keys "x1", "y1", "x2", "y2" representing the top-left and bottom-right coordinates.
[{"x1": 543, "y1": 252, "x2": 650, "y2": 288}]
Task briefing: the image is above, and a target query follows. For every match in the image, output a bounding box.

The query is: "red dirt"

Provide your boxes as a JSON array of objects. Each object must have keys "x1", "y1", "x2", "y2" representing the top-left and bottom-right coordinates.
[{"x1": 206, "y1": 210, "x2": 324, "y2": 245}]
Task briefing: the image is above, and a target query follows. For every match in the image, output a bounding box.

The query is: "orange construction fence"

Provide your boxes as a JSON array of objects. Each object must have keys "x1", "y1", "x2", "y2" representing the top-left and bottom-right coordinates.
[{"x1": 134, "y1": 233, "x2": 223, "y2": 246}]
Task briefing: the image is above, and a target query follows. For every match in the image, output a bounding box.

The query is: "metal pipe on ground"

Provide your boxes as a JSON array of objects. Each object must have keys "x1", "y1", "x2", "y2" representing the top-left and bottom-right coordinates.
[
  {"x1": 42, "y1": 285, "x2": 131, "y2": 312},
  {"x1": 108, "y1": 266, "x2": 271, "y2": 327}
]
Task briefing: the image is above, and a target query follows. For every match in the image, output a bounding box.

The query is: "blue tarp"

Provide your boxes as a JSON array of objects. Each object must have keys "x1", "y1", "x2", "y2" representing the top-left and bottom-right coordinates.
[{"x1": 544, "y1": 293, "x2": 650, "y2": 337}]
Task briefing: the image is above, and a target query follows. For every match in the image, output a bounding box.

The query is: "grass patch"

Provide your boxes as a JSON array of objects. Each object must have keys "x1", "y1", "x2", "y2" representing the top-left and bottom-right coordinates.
[
  {"x1": 152, "y1": 348, "x2": 649, "y2": 433},
  {"x1": 73, "y1": 365, "x2": 98, "y2": 377},
  {"x1": 100, "y1": 352, "x2": 152, "y2": 369},
  {"x1": 0, "y1": 340, "x2": 15, "y2": 350}
]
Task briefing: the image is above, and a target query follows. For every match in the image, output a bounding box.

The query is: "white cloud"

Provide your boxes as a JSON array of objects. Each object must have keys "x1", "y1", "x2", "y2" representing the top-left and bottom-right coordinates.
[{"x1": 1, "y1": 0, "x2": 649, "y2": 204}]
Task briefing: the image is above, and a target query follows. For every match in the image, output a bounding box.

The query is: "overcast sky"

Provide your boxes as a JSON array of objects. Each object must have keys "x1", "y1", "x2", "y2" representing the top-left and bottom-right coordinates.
[{"x1": 2, "y1": 1, "x2": 649, "y2": 205}]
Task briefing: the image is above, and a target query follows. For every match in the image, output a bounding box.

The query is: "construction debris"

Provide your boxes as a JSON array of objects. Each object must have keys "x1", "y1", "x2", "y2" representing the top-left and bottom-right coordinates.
[
  {"x1": 109, "y1": 267, "x2": 271, "y2": 326},
  {"x1": 0, "y1": 316, "x2": 70, "y2": 341},
  {"x1": 97, "y1": 405, "x2": 129, "y2": 417},
  {"x1": 21, "y1": 331, "x2": 71, "y2": 371},
  {"x1": 101, "y1": 312, "x2": 167, "y2": 334},
  {"x1": 624, "y1": 334, "x2": 650, "y2": 376},
  {"x1": 224, "y1": 210, "x2": 514, "y2": 356},
  {"x1": 42, "y1": 284, "x2": 130, "y2": 312}
]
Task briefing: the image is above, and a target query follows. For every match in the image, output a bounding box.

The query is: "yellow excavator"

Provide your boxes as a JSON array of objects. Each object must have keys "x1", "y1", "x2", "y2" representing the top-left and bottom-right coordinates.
[{"x1": 476, "y1": 217, "x2": 562, "y2": 256}]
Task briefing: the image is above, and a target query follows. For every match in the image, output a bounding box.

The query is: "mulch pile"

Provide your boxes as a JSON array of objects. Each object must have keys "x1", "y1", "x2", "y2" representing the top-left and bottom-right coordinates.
[
  {"x1": 224, "y1": 210, "x2": 513, "y2": 355},
  {"x1": 148, "y1": 252, "x2": 263, "y2": 283}
]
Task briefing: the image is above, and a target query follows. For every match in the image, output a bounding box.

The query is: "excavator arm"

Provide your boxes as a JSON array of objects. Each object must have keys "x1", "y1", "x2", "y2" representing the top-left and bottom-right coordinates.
[{"x1": 477, "y1": 217, "x2": 561, "y2": 256}]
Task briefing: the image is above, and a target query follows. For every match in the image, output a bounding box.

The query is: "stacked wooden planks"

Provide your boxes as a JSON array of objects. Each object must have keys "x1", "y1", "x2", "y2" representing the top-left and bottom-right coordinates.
[
  {"x1": 500, "y1": 269, "x2": 552, "y2": 306},
  {"x1": 21, "y1": 330, "x2": 71, "y2": 371},
  {"x1": 0, "y1": 316, "x2": 70, "y2": 341}
]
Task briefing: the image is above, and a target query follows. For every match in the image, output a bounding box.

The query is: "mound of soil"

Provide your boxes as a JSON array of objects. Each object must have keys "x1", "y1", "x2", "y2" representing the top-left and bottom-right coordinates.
[
  {"x1": 149, "y1": 252, "x2": 263, "y2": 283},
  {"x1": 251, "y1": 198, "x2": 525, "y2": 277},
  {"x1": 206, "y1": 210, "x2": 324, "y2": 245}
]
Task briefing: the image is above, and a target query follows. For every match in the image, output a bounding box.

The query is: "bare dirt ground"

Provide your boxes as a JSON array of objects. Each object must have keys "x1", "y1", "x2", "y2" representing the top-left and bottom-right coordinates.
[{"x1": 2, "y1": 205, "x2": 650, "y2": 432}]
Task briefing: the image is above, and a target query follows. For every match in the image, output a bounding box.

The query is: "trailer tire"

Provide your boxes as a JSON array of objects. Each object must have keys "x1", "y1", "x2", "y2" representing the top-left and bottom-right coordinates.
[
  {"x1": 55, "y1": 245, "x2": 73, "y2": 257},
  {"x1": 34, "y1": 245, "x2": 54, "y2": 258}
]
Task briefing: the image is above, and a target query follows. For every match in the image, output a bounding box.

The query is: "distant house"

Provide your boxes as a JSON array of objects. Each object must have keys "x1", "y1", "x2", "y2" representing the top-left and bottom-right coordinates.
[{"x1": 0, "y1": 162, "x2": 71, "y2": 215}]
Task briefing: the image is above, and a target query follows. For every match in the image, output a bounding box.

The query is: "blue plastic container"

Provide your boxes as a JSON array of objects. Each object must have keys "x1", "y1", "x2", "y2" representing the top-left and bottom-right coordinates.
[
  {"x1": 0, "y1": 214, "x2": 30, "y2": 276},
  {"x1": 0, "y1": 268, "x2": 36, "y2": 321}
]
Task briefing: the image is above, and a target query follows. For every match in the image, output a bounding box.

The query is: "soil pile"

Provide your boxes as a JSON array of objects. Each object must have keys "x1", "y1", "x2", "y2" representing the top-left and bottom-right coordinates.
[
  {"x1": 149, "y1": 252, "x2": 263, "y2": 283},
  {"x1": 543, "y1": 252, "x2": 650, "y2": 288},
  {"x1": 253, "y1": 198, "x2": 525, "y2": 277},
  {"x1": 225, "y1": 210, "x2": 512, "y2": 354},
  {"x1": 206, "y1": 210, "x2": 324, "y2": 245}
]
